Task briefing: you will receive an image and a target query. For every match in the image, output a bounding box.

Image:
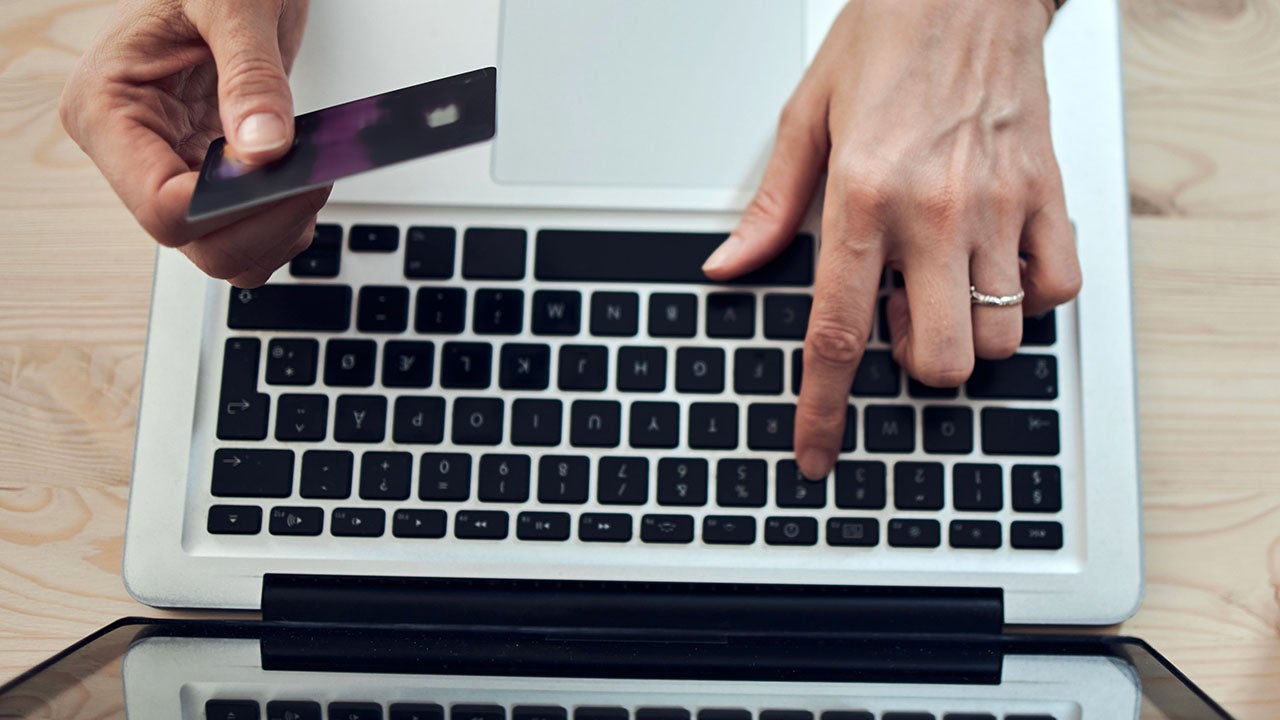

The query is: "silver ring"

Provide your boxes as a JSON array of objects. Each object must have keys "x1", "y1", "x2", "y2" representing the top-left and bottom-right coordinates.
[{"x1": 970, "y1": 285, "x2": 1025, "y2": 307}]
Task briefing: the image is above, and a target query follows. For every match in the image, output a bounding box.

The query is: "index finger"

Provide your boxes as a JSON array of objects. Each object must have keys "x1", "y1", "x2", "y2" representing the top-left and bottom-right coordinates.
[{"x1": 794, "y1": 182, "x2": 886, "y2": 480}]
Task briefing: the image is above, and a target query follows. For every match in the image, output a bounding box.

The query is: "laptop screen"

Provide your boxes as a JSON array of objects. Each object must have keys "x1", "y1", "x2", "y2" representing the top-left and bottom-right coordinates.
[{"x1": 0, "y1": 619, "x2": 1233, "y2": 720}]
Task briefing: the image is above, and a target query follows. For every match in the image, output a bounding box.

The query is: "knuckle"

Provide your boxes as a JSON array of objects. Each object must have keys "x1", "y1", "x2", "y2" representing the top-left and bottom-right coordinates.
[
  {"x1": 805, "y1": 320, "x2": 865, "y2": 367},
  {"x1": 1034, "y1": 263, "x2": 1083, "y2": 305},
  {"x1": 794, "y1": 398, "x2": 846, "y2": 438},
  {"x1": 911, "y1": 358, "x2": 973, "y2": 389},
  {"x1": 914, "y1": 182, "x2": 964, "y2": 233},
  {"x1": 975, "y1": 328, "x2": 1021, "y2": 359},
  {"x1": 220, "y1": 52, "x2": 290, "y2": 102}
]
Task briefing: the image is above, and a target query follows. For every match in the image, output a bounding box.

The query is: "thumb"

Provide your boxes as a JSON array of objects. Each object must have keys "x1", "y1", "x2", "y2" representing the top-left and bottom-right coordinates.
[
  {"x1": 702, "y1": 94, "x2": 829, "y2": 280},
  {"x1": 202, "y1": 3, "x2": 296, "y2": 165}
]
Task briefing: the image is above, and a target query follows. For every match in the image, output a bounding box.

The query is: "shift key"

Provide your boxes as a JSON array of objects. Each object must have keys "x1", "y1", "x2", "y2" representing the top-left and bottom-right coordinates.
[{"x1": 227, "y1": 285, "x2": 352, "y2": 331}]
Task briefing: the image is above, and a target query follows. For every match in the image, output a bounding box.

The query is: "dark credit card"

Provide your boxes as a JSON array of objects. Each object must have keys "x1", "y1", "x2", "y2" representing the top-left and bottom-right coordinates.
[{"x1": 188, "y1": 67, "x2": 497, "y2": 222}]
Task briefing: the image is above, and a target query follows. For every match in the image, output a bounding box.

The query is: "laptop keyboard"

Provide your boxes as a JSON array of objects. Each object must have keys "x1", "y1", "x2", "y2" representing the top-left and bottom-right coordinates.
[{"x1": 201, "y1": 223, "x2": 1068, "y2": 555}]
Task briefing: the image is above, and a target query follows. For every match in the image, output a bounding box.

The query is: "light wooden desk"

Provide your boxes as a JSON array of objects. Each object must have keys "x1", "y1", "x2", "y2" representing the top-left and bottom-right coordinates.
[{"x1": 1, "y1": 0, "x2": 1277, "y2": 716}]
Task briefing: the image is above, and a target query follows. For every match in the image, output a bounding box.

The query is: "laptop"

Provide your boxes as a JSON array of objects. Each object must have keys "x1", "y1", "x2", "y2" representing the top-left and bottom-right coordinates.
[
  {"x1": 123, "y1": 0, "x2": 1142, "y2": 632},
  {"x1": 0, "y1": 618, "x2": 1237, "y2": 719}
]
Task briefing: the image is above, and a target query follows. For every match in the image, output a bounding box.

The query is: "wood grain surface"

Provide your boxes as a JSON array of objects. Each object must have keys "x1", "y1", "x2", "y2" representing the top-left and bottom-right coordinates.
[{"x1": 1, "y1": 0, "x2": 1277, "y2": 717}]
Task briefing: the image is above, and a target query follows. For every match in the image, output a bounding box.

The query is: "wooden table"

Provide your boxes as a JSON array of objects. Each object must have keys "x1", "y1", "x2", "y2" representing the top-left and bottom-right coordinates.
[{"x1": 1, "y1": 0, "x2": 1277, "y2": 716}]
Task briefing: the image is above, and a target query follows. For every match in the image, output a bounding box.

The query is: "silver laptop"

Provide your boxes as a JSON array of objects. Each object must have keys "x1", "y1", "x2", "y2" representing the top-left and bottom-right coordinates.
[{"x1": 122, "y1": 0, "x2": 1141, "y2": 627}]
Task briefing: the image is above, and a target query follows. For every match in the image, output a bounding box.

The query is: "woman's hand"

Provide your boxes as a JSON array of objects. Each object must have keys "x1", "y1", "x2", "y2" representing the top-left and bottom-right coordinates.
[
  {"x1": 61, "y1": 0, "x2": 329, "y2": 288},
  {"x1": 703, "y1": 0, "x2": 1081, "y2": 480}
]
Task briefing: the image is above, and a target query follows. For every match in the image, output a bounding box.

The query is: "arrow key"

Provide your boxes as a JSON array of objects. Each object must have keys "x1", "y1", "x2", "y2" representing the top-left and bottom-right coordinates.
[{"x1": 207, "y1": 505, "x2": 262, "y2": 535}]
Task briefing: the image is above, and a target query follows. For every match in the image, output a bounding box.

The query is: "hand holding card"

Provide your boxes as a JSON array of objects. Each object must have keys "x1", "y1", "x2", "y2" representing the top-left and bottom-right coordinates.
[{"x1": 188, "y1": 67, "x2": 497, "y2": 222}]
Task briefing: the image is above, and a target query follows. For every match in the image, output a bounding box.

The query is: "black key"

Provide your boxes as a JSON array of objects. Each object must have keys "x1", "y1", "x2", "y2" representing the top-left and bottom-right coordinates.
[
  {"x1": 967, "y1": 355, "x2": 1058, "y2": 399},
  {"x1": 383, "y1": 341, "x2": 434, "y2": 388},
  {"x1": 851, "y1": 350, "x2": 901, "y2": 397},
  {"x1": 648, "y1": 293, "x2": 697, "y2": 337},
  {"x1": 392, "y1": 705, "x2": 443, "y2": 720},
  {"x1": 536, "y1": 230, "x2": 814, "y2": 285},
  {"x1": 501, "y1": 344, "x2": 552, "y2": 390},
  {"x1": 887, "y1": 518, "x2": 941, "y2": 548},
  {"x1": 641, "y1": 514, "x2": 695, "y2": 544},
  {"x1": 531, "y1": 290, "x2": 582, "y2": 335},
  {"x1": 1004, "y1": 715, "x2": 1057, "y2": 720},
  {"x1": 981, "y1": 408, "x2": 1060, "y2": 455},
  {"x1": 1011, "y1": 520, "x2": 1064, "y2": 549},
  {"x1": 392, "y1": 396, "x2": 445, "y2": 444},
  {"x1": 841, "y1": 405, "x2": 857, "y2": 452},
  {"x1": 760, "y1": 711, "x2": 812, "y2": 720},
  {"x1": 687, "y1": 403, "x2": 738, "y2": 449},
  {"x1": 474, "y1": 289, "x2": 524, "y2": 335},
  {"x1": 454, "y1": 510, "x2": 509, "y2": 540},
  {"x1": 790, "y1": 348, "x2": 803, "y2": 395},
  {"x1": 734, "y1": 348, "x2": 783, "y2": 395},
  {"x1": 835, "y1": 461, "x2": 887, "y2": 509},
  {"x1": 617, "y1": 347, "x2": 667, "y2": 392},
  {"x1": 331, "y1": 507, "x2": 386, "y2": 537},
  {"x1": 213, "y1": 449, "x2": 293, "y2": 497},
  {"x1": 922, "y1": 406, "x2": 973, "y2": 454},
  {"x1": 706, "y1": 293, "x2": 754, "y2": 338},
  {"x1": 747, "y1": 403, "x2": 794, "y2": 451},
  {"x1": 657, "y1": 458, "x2": 708, "y2": 506},
  {"x1": 269, "y1": 506, "x2": 323, "y2": 536},
  {"x1": 419, "y1": 453, "x2": 471, "y2": 501},
  {"x1": 953, "y1": 463, "x2": 1003, "y2": 511},
  {"x1": 290, "y1": 223, "x2": 341, "y2": 278},
  {"x1": 908, "y1": 378, "x2": 960, "y2": 399},
  {"x1": 702, "y1": 515, "x2": 756, "y2": 545},
  {"x1": 452, "y1": 707, "x2": 503, "y2": 720},
  {"x1": 265, "y1": 338, "x2": 319, "y2": 385},
  {"x1": 218, "y1": 338, "x2": 269, "y2": 441},
  {"x1": 274, "y1": 394, "x2": 328, "y2": 442},
  {"x1": 570, "y1": 400, "x2": 621, "y2": 447},
  {"x1": 331, "y1": 704, "x2": 383, "y2": 720},
  {"x1": 949, "y1": 520, "x2": 1002, "y2": 549},
  {"x1": 300, "y1": 450, "x2": 353, "y2": 499},
  {"x1": 207, "y1": 700, "x2": 260, "y2": 720},
  {"x1": 822, "y1": 712, "x2": 873, "y2": 720},
  {"x1": 575, "y1": 709, "x2": 626, "y2": 720},
  {"x1": 776, "y1": 460, "x2": 826, "y2": 507},
  {"x1": 591, "y1": 291, "x2": 639, "y2": 336},
  {"x1": 440, "y1": 342, "x2": 493, "y2": 389},
  {"x1": 392, "y1": 509, "x2": 447, "y2": 539},
  {"x1": 267, "y1": 700, "x2": 322, "y2": 720},
  {"x1": 579, "y1": 513, "x2": 633, "y2": 542},
  {"x1": 404, "y1": 226, "x2": 456, "y2": 279},
  {"x1": 1012, "y1": 465, "x2": 1062, "y2": 512},
  {"x1": 208, "y1": 505, "x2": 262, "y2": 535},
  {"x1": 349, "y1": 224, "x2": 398, "y2": 252},
  {"x1": 882, "y1": 714, "x2": 934, "y2": 720},
  {"x1": 463, "y1": 227, "x2": 527, "y2": 279},
  {"x1": 325, "y1": 339, "x2": 377, "y2": 387},
  {"x1": 698, "y1": 712, "x2": 751, "y2": 720},
  {"x1": 333, "y1": 395, "x2": 387, "y2": 442},
  {"x1": 635, "y1": 710, "x2": 689, "y2": 720},
  {"x1": 765, "y1": 516, "x2": 818, "y2": 546},
  {"x1": 675, "y1": 348, "x2": 725, "y2": 393},
  {"x1": 511, "y1": 398, "x2": 563, "y2": 446},
  {"x1": 763, "y1": 293, "x2": 811, "y2": 339},
  {"x1": 227, "y1": 285, "x2": 352, "y2": 331},
  {"x1": 538, "y1": 455, "x2": 590, "y2": 504},
  {"x1": 360, "y1": 451, "x2": 412, "y2": 500},
  {"x1": 559, "y1": 345, "x2": 608, "y2": 390},
  {"x1": 716, "y1": 459, "x2": 767, "y2": 508},
  {"x1": 942, "y1": 715, "x2": 995, "y2": 720},
  {"x1": 513, "y1": 707, "x2": 565, "y2": 720},
  {"x1": 517, "y1": 511, "x2": 571, "y2": 541},
  {"x1": 1022, "y1": 310, "x2": 1057, "y2": 346},
  {"x1": 876, "y1": 295, "x2": 891, "y2": 342},
  {"x1": 630, "y1": 401, "x2": 680, "y2": 448},
  {"x1": 452, "y1": 398, "x2": 504, "y2": 445},
  {"x1": 357, "y1": 285, "x2": 410, "y2": 333},
  {"x1": 478, "y1": 454, "x2": 531, "y2": 502},
  {"x1": 894, "y1": 462, "x2": 945, "y2": 510},
  {"x1": 415, "y1": 287, "x2": 467, "y2": 334},
  {"x1": 826, "y1": 517, "x2": 879, "y2": 547},
  {"x1": 865, "y1": 405, "x2": 914, "y2": 452},
  {"x1": 597, "y1": 457, "x2": 648, "y2": 505}
]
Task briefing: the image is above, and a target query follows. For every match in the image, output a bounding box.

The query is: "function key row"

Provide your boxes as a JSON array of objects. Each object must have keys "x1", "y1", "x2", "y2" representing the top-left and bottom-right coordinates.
[
  {"x1": 212, "y1": 448, "x2": 1063, "y2": 513},
  {"x1": 207, "y1": 505, "x2": 1064, "y2": 550}
]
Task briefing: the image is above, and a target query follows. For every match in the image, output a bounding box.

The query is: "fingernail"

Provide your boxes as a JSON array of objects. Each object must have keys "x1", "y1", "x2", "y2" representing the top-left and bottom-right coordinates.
[
  {"x1": 236, "y1": 113, "x2": 288, "y2": 153},
  {"x1": 702, "y1": 234, "x2": 744, "y2": 273},
  {"x1": 798, "y1": 449, "x2": 834, "y2": 481}
]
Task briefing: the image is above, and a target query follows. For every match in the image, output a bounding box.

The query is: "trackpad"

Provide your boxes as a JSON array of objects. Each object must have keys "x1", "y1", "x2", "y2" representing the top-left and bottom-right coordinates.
[{"x1": 493, "y1": 0, "x2": 805, "y2": 190}]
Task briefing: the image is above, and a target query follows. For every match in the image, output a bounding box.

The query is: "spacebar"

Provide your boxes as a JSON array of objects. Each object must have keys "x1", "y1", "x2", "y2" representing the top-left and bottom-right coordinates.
[{"x1": 535, "y1": 230, "x2": 814, "y2": 286}]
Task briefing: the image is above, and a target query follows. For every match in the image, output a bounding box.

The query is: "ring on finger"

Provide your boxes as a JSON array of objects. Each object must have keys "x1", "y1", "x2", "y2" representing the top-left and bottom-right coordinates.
[{"x1": 969, "y1": 285, "x2": 1025, "y2": 308}]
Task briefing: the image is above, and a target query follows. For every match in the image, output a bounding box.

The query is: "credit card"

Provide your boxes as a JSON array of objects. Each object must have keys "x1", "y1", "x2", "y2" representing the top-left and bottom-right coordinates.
[{"x1": 187, "y1": 67, "x2": 496, "y2": 222}]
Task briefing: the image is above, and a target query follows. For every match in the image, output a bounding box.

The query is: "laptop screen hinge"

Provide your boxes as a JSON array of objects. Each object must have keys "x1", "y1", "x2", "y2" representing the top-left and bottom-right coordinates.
[{"x1": 262, "y1": 575, "x2": 1004, "y2": 635}]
